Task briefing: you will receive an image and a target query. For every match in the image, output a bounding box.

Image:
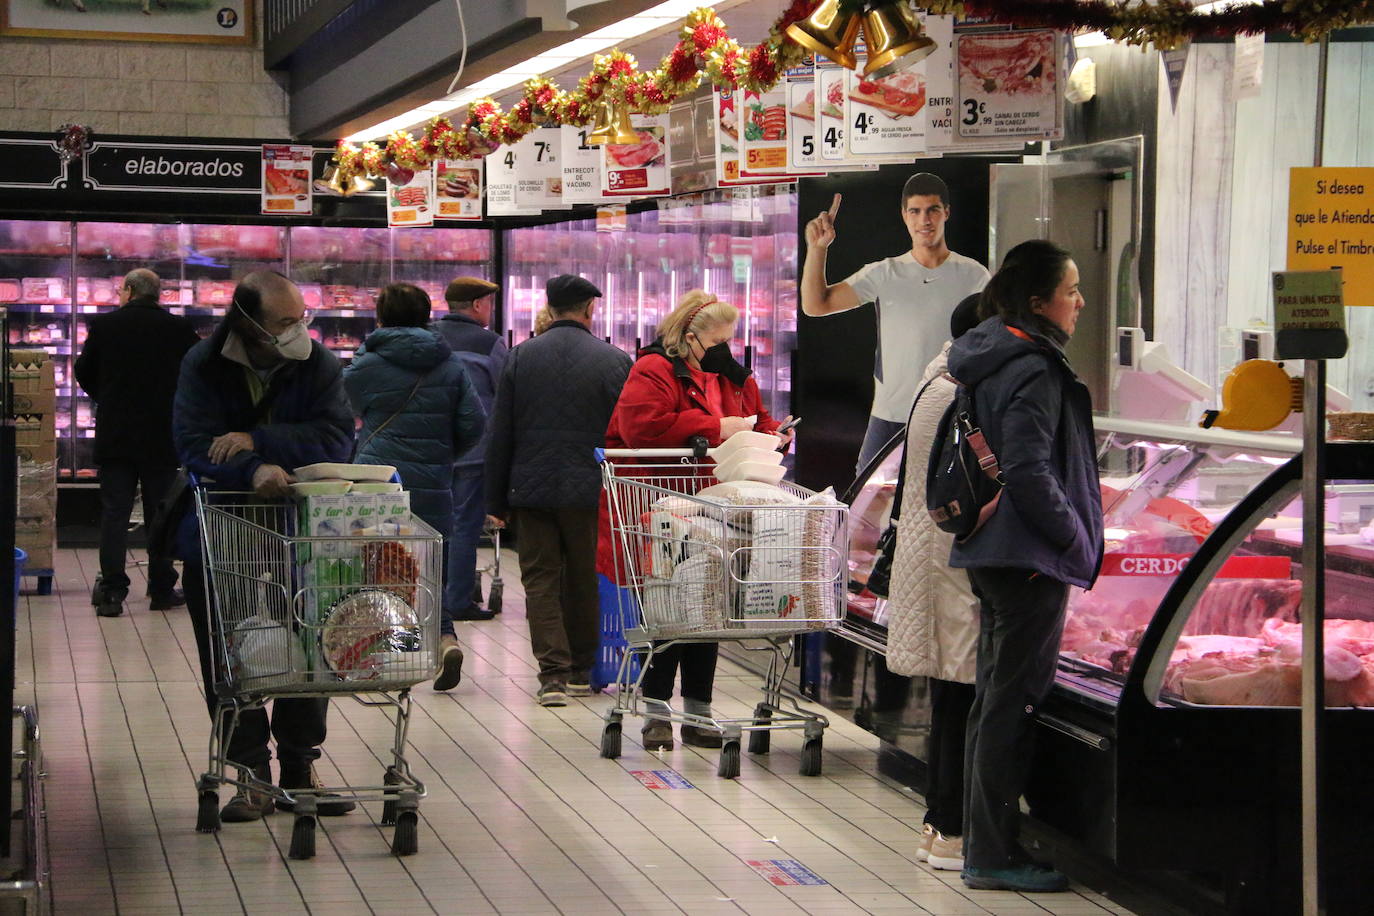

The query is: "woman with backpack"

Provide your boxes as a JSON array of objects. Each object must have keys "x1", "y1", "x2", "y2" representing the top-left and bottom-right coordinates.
[
  {"x1": 345, "y1": 282, "x2": 486, "y2": 692},
  {"x1": 944, "y1": 240, "x2": 1104, "y2": 893}
]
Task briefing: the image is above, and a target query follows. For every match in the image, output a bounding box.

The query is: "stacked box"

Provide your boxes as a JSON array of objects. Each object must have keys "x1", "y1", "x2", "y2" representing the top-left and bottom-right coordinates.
[{"x1": 10, "y1": 350, "x2": 57, "y2": 569}]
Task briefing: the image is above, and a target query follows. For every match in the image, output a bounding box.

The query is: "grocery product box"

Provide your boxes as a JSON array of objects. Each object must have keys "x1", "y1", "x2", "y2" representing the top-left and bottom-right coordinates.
[
  {"x1": 14, "y1": 414, "x2": 56, "y2": 464},
  {"x1": 10, "y1": 348, "x2": 55, "y2": 414}
]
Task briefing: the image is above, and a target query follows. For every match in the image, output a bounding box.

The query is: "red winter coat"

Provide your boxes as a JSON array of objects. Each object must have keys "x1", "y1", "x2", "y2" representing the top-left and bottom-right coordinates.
[{"x1": 597, "y1": 345, "x2": 780, "y2": 581}]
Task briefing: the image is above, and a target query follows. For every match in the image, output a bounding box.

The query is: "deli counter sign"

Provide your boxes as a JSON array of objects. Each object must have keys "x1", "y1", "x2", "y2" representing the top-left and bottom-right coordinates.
[
  {"x1": 1287, "y1": 166, "x2": 1374, "y2": 307},
  {"x1": 84, "y1": 141, "x2": 263, "y2": 195}
]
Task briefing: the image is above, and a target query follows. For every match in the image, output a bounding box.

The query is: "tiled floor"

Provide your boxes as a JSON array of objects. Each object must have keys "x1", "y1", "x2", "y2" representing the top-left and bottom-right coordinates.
[{"x1": 16, "y1": 547, "x2": 1139, "y2": 915}]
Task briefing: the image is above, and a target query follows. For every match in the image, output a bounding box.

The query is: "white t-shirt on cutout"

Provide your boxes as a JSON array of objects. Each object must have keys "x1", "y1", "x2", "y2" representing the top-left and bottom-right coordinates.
[{"x1": 843, "y1": 250, "x2": 989, "y2": 422}]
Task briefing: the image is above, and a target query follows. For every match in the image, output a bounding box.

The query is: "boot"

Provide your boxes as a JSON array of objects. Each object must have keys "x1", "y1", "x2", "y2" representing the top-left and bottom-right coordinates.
[
  {"x1": 220, "y1": 763, "x2": 275, "y2": 822},
  {"x1": 680, "y1": 724, "x2": 723, "y2": 749},
  {"x1": 642, "y1": 720, "x2": 674, "y2": 751},
  {"x1": 432, "y1": 635, "x2": 464, "y2": 691},
  {"x1": 277, "y1": 762, "x2": 356, "y2": 816}
]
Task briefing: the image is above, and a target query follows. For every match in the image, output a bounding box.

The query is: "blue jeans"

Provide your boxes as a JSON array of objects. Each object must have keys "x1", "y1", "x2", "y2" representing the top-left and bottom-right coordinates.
[
  {"x1": 856, "y1": 416, "x2": 905, "y2": 477},
  {"x1": 443, "y1": 466, "x2": 486, "y2": 636}
]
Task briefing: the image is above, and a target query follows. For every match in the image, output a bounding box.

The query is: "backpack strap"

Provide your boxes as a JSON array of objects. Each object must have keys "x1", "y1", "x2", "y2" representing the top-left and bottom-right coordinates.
[{"x1": 887, "y1": 374, "x2": 940, "y2": 522}]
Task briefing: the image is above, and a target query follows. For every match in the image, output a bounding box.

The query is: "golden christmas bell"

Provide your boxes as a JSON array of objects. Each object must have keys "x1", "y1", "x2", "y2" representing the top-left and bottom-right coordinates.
[
  {"x1": 585, "y1": 96, "x2": 639, "y2": 146},
  {"x1": 862, "y1": 2, "x2": 937, "y2": 78},
  {"x1": 319, "y1": 163, "x2": 374, "y2": 197},
  {"x1": 784, "y1": 0, "x2": 860, "y2": 71}
]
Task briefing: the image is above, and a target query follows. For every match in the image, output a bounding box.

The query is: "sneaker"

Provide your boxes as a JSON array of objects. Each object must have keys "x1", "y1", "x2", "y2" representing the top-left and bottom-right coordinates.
[
  {"x1": 927, "y1": 833, "x2": 964, "y2": 870},
  {"x1": 642, "y1": 721, "x2": 674, "y2": 751},
  {"x1": 220, "y1": 764, "x2": 275, "y2": 822},
  {"x1": 962, "y1": 864, "x2": 1069, "y2": 893},
  {"x1": 149, "y1": 589, "x2": 186, "y2": 610},
  {"x1": 680, "y1": 724, "x2": 723, "y2": 749},
  {"x1": 915, "y1": 823, "x2": 935, "y2": 862},
  {"x1": 432, "y1": 635, "x2": 464, "y2": 691},
  {"x1": 566, "y1": 679, "x2": 592, "y2": 697},
  {"x1": 537, "y1": 683, "x2": 568, "y2": 707},
  {"x1": 277, "y1": 763, "x2": 356, "y2": 816}
]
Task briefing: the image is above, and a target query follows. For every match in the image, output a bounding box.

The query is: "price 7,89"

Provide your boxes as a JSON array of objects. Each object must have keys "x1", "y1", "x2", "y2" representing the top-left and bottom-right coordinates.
[{"x1": 961, "y1": 99, "x2": 990, "y2": 127}]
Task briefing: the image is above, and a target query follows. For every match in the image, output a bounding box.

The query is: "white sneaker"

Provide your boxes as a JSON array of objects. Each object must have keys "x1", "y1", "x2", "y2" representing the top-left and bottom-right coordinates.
[
  {"x1": 927, "y1": 832, "x2": 964, "y2": 871},
  {"x1": 915, "y1": 823, "x2": 935, "y2": 862}
]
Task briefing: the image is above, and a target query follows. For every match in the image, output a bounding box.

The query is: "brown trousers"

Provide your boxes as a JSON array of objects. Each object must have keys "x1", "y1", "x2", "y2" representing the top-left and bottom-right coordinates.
[{"x1": 511, "y1": 507, "x2": 600, "y2": 687}]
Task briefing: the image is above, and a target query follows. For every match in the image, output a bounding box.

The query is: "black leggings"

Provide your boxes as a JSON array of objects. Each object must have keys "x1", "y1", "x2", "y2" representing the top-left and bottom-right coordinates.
[{"x1": 641, "y1": 641, "x2": 718, "y2": 704}]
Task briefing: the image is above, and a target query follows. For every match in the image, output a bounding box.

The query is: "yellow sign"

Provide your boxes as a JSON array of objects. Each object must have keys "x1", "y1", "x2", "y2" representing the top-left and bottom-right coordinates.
[{"x1": 1287, "y1": 167, "x2": 1374, "y2": 306}]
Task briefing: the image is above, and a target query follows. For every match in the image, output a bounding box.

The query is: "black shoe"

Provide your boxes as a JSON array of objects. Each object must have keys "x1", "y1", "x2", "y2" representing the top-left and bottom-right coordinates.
[
  {"x1": 221, "y1": 764, "x2": 275, "y2": 822},
  {"x1": 277, "y1": 763, "x2": 356, "y2": 816},
  {"x1": 452, "y1": 607, "x2": 497, "y2": 621},
  {"x1": 96, "y1": 599, "x2": 124, "y2": 618},
  {"x1": 149, "y1": 589, "x2": 186, "y2": 611},
  {"x1": 642, "y1": 721, "x2": 674, "y2": 751}
]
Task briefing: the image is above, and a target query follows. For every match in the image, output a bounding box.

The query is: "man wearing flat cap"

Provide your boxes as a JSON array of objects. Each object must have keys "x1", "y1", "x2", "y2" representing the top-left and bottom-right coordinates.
[
  {"x1": 486, "y1": 274, "x2": 632, "y2": 706},
  {"x1": 429, "y1": 276, "x2": 506, "y2": 688}
]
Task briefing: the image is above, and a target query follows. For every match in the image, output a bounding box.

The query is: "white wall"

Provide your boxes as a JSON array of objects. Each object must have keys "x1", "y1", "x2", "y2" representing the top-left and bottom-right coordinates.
[{"x1": 0, "y1": 0, "x2": 286, "y2": 138}]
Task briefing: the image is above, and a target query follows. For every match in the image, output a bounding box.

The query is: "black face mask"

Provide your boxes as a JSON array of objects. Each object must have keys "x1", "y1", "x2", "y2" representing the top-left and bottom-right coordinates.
[{"x1": 698, "y1": 340, "x2": 740, "y2": 376}]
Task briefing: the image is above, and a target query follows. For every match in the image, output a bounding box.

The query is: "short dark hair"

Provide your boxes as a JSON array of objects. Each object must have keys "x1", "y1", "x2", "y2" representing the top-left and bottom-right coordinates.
[
  {"x1": 231, "y1": 269, "x2": 292, "y2": 323},
  {"x1": 376, "y1": 283, "x2": 431, "y2": 328},
  {"x1": 978, "y1": 239, "x2": 1072, "y2": 335},
  {"x1": 901, "y1": 172, "x2": 949, "y2": 209}
]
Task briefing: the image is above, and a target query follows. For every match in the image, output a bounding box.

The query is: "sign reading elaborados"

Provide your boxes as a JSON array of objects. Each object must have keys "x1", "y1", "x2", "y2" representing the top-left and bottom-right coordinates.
[{"x1": 1287, "y1": 166, "x2": 1374, "y2": 307}]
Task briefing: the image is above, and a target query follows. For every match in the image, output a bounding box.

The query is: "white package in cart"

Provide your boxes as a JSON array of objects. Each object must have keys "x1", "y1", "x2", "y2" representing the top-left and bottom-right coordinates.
[{"x1": 740, "y1": 491, "x2": 845, "y2": 624}]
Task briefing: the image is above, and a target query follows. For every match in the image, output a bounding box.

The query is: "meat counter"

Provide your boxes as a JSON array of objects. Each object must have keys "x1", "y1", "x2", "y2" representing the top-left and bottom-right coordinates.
[{"x1": 825, "y1": 417, "x2": 1374, "y2": 913}]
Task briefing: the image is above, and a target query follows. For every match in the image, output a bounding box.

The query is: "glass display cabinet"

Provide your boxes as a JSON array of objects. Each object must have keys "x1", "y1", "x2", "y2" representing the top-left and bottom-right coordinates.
[
  {"x1": 0, "y1": 220, "x2": 495, "y2": 481},
  {"x1": 501, "y1": 185, "x2": 798, "y2": 422}
]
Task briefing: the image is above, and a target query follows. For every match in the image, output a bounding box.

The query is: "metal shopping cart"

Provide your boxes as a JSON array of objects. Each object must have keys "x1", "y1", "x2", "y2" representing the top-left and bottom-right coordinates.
[
  {"x1": 598, "y1": 450, "x2": 849, "y2": 778},
  {"x1": 191, "y1": 485, "x2": 442, "y2": 858}
]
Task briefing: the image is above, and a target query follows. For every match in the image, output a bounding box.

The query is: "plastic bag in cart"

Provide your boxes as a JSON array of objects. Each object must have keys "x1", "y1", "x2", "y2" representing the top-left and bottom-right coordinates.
[{"x1": 229, "y1": 615, "x2": 307, "y2": 688}]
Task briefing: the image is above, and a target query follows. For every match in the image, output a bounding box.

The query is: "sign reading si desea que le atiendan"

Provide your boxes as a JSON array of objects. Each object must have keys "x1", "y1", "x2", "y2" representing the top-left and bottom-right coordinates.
[{"x1": 1287, "y1": 166, "x2": 1374, "y2": 307}]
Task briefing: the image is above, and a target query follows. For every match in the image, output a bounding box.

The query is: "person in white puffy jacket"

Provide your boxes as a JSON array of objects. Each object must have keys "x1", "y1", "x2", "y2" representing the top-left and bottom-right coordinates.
[{"x1": 886, "y1": 293, "x2": 982, "y2": 872}]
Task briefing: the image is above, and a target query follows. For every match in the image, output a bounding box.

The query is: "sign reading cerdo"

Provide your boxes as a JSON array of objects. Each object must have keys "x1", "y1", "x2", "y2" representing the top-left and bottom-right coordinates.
[
  {"x1": 1287, "y1": 166, "x2": 1374, "y2": 307},
  {"x1": 84, "y1": 141, "x2": 265, "y2": 194},
  {"x1": 1272, "y1": 269, "x2": 1349, "y2": 361}
]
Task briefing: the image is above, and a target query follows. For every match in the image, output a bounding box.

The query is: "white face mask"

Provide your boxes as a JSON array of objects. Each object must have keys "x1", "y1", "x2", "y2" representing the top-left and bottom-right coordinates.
[{"x1": 236, "y1": 301, "x2": 313, "y2": 361}]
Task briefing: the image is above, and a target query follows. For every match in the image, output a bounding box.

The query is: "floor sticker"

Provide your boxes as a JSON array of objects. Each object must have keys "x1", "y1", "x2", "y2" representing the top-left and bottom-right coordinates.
[
  {"x1": 747, "y1": 859, "x2": 828, "y2": 886},
  {"x1": 630, "y1": 769, "x2": 695, "y2": 789}
]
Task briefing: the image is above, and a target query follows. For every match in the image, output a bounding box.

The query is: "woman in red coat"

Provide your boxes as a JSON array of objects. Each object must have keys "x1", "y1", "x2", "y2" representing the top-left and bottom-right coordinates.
[{"x1": 601, "y1": 290, "x2": 791, "y2": 751}]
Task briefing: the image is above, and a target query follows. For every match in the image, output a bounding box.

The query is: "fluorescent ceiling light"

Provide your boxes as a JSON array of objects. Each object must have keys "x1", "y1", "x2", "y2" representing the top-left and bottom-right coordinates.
[{"x1": 343, "y1": 0, "x2": 733, "y2": 142}]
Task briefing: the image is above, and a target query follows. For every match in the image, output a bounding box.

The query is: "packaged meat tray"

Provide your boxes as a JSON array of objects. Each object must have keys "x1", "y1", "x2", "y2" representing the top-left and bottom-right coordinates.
[
  {"x1": 0, "y1": 279, "x2": 19, "y2": 303},
  {"x1": 21, "y1": 277, "x2": 65, "y2": 304}
]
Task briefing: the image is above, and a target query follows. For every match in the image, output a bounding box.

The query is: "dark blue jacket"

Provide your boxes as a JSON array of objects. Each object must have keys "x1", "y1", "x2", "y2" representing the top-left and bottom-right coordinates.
[
  {"x1": 486, "y1": 320, "x2": 632, "y2": 513},
  {"x1": 947, "y1": 317, "x2": 1104, "y2": 589},
  {"x1": 344, "y1": 327, "x2": 485, "y2": 533},
  {"x1": 172, "y1": 321, "x2": 356, "y2": 558},
  {"x1": 432, "y1": 312, "x2": 508, "y2": 469}
]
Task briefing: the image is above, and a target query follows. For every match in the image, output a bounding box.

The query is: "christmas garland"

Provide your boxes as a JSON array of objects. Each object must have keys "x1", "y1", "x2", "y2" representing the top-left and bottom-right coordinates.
[
  {"x1": 922, "y1": 0, "x2": 1374, "y2": 49},
  {"x1": 335, "y1": 2, "x2": 815, "y2": 182},
  {"x1": 334, "y1": 0, "x2": 1372, "y2": 181}
]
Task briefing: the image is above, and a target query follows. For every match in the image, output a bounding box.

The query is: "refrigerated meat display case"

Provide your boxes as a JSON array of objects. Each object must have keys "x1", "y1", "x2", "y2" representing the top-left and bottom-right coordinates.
[
  {"x1": 0, "y1": 219, "x2": 494, "y2": 482},
  {"x1": 826, "y1": 417, "x2": 1374, "y2": 912}
]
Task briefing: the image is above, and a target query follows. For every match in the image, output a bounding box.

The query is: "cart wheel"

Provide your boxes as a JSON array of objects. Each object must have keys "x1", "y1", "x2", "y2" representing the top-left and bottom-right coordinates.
[
  {"x1": 600, "y1": 720, "x2": 622, "y2": 759},
  {"x1": 488, "y1": 581, "x2": 503, "y2": 614},
  {"x1": 391, "y1": 810, "x2": 419, "y2": 856},
  {"x1": 381, "y1": 766, "x2": 402, "y2": 825},
  {"x1": 799, "y1": 736, "x2": 823, "y2": 777},
  {"x1": 288, "y1": 814, "x2": 316, "y2": 859},
  {"x1": 717, "y1": 740, "x2": 741, "y2": 779},
  {"x1": 196, "y1": 789, "x2": 220, "y2": 834},
  {"x1": 748, "y1": 704, "x2": 772, "y2": 755}
]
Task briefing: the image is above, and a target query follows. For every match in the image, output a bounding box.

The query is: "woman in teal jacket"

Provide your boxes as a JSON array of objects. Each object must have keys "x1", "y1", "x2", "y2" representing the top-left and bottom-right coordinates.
[{"x1": 345, "y1": 283, "x2": 485, "y2": 688}]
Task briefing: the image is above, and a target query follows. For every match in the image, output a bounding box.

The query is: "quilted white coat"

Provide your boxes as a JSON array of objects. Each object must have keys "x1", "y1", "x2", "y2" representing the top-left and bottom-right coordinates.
[{"x1": 885, "y1": 345, "x2": 980, "y2": 683}]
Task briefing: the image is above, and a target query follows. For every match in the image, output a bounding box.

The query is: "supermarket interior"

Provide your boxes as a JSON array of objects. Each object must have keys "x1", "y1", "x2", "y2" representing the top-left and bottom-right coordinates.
[{"x1": 2, "y1": 1, "x2": 1374, "y2": 914}]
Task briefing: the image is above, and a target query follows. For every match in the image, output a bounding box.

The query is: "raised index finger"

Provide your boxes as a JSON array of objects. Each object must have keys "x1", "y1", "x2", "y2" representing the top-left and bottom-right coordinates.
[{"x1": 827, "y1": 193, "x2": 842, "y2": 219}]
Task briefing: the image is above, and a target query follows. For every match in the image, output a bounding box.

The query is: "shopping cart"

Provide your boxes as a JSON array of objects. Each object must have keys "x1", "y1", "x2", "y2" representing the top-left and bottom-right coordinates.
[
  {"x1": 191, "y1": 484, "x2": 442, "y2": 859},
  {"x1": 597, "y1": 450, "x2": 849, "y2": 778}
]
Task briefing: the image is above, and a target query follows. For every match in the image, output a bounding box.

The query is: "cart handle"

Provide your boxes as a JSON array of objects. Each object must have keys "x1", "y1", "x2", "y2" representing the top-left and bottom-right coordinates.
[{"x1": 598, "y1": 436, "x2": 712, "y2": 462}]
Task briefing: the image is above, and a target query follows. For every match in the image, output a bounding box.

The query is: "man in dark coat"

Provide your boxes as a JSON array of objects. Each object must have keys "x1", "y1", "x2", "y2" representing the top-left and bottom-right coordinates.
[
  {"x1": 432, "y1": 276, "x2": 508, "y2": 625},
  {"x1": 486, "y1": 275, "x2": 632, "y2": 706},
  {"x1": 74, "y1": 268, "x2": 200, "y2": 618},
  {"x1": 173, "y1": 270, "x2": 356, "y2": 824}
]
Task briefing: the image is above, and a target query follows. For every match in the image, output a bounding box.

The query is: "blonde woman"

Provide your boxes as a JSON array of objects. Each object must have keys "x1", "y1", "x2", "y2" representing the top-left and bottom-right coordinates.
[{"x1": 598, "y1": 290, "x2": 792, "y2": 751}]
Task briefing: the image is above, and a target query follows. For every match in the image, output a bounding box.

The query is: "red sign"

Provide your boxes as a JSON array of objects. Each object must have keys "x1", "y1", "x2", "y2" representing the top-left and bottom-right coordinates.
[{"x1": 1100, "y1": 554, "x2": 1292, "y2": 579}]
